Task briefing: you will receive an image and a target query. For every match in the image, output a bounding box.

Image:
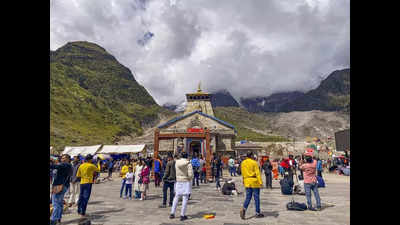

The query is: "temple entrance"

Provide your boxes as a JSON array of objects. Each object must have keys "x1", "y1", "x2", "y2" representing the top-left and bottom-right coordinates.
[
  {"x1": 189, "y1": 140, "x2": 201, "y2": 157},
  {"x1": 153, "y1": 129, "x2": 212, "y2": 181}
]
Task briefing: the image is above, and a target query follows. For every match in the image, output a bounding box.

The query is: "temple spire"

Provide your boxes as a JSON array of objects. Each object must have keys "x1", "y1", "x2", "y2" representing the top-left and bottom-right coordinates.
[{"x1": 197, "y1": 81, "x2": 202, "y2": 92}]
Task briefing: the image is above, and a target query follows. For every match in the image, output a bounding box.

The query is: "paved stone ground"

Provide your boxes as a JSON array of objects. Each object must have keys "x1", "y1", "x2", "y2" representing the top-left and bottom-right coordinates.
[{"x1": 59, "y1": 171, "x2": 349, "y2": 225}]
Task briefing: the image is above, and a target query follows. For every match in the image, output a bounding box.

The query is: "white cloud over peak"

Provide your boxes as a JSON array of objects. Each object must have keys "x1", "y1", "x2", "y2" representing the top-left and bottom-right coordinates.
[{"x1": 51, "y1": 0, "x2": 349, "y2": 105}]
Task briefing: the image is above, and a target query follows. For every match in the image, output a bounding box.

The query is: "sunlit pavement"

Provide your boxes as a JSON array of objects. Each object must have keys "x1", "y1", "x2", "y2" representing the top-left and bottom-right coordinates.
[{"x1": 58, "y1": 170, "x2": 350, "y2": 225}]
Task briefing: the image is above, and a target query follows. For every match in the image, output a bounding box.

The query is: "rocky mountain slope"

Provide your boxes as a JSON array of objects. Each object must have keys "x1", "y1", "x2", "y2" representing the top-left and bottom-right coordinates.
[
  {"x1": 210, "y1": 89, "x2": 240, "y2": 107},
  {"x1": 214, "y1": 107, "x2": 349, "y2": 140},
  {"x1": 240, "y1": 68, "x2": 350, "y2": 113},
  {"x1": 50, "y1": 41, "x2": 174, "y2": 152}
]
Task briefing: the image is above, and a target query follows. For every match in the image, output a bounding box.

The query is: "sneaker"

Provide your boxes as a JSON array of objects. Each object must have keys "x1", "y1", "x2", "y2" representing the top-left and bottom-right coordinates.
[
  {"x1": 308, "y1": 207, "x2": 317, "y2": 211},
  {"x1": 255, "y1": 213, "x2": 264, "y2": 218},
  {"x1": 169, "y1": 214, "x2": 175, "y2": 219},
  {"x1": 240, "y1": 208, "x2": 246, "y2": 220},
  {"x1": 129, "y1": 197, "x2": 132, "y2": 200},
  {"x1": 180, "y1": 215, "x2": 188, "y2": 221},
  {"x1": 159, "y1": 204, "x2": 167, "y2": 208},
  {"x1": 316, "y1": 207, "x2": 322, "y2": 211}
]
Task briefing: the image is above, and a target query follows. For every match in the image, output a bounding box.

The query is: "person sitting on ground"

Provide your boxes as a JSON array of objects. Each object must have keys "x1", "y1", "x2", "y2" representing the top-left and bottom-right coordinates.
[
  {"x1": 279, "y1": 172, "x2": 294, "y2": 195},
  {"x1": 221, "y1": 179, "x2": 241, "y2": 195}
]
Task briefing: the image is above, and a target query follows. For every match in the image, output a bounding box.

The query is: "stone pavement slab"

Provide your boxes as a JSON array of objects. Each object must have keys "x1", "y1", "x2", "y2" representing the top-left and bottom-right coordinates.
[{"x1": 59, "y1": 172, "x2": 349, "y2": 225}]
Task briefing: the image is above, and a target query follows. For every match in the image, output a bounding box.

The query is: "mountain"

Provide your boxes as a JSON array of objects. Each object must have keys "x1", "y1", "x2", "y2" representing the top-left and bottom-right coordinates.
[
  {"x1": 214, "y1": 107, "x2": 350, "y2": 140},
  {"x1": 240, "y1": 91, "x2": 305, "y2": 113},
  {"x1": 50, "y1": 41, "x2": 173, "y2": 152},
  {"x1": 240, "y1": 68, "x2": 350, "y2": 113},
  {"x1": 210, "y1": 89, "x2": 240, "y2": 107},
  {"x1": 162, "y1": 103, "x2": 178, "y2": 112}
]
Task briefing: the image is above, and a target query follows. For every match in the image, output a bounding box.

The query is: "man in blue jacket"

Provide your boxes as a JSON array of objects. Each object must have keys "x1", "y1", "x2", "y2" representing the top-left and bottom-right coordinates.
[
  {"x1": 154, "y1": 156, "x2": 162, "y2": 187},
  {"x1": 191, "y1": 154, "x2": 200, "y2": 187},
  {"x1": 316, "y1": 158, "x2": 323, "y2": 178}
]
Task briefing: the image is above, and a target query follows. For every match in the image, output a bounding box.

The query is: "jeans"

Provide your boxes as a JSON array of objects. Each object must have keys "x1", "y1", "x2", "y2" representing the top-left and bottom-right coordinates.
[
  {"x1": 317, "y1": 170, "x2": 323, "y2": 178},
  {"x1": 200, "y1": 170, "x2": 206, "y2": 183},
  {"x1": 163, "y1": 181, "x2": 175, "y2": 205},
  {"x1": 229, "y1": 166, "x2": 236, "y2": 176},
  {"x1": 155, "y1": 172, "x2": 161, "y2": 187},
  {"x1": 243, "y1": 188, "x2": 261, "y2": 213},
  {"x1": 135, "y1": 190, "x2": 141, "y2": 199},
  {"x1": 304, "y1": 182, "x2": 321, "y2": 208},
  {"x1": 265, "y1": 172, "x2": 272, "y2": 188},
  {"x1": 120, "y1": 178, "x2": 126, "y2": 197},
  {"x1": 125, "y1": 184, "x2": 132, "y2": 198},
  {"x1": 193, "y1": 168, "x2": 199, "y2": 186},
  {"x1": 77, "y1": 183, "x2": 93, "y2": 215},
  {"x1": 215, "y1": 175, "x2": 221, "y2": 188},
  {"x1": 50, "y1": 185, "x2": 68, "y2": 222}
]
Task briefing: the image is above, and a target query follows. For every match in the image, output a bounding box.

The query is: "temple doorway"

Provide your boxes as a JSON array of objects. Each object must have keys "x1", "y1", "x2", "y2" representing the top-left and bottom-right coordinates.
[{"x1": 189, "y1": 140, "x2": 202, "y2": 158}]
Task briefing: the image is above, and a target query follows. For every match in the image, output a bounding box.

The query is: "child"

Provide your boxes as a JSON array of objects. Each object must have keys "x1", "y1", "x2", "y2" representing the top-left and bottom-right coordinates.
[{"x1": 125, "y1": 167, "x2": 134, "y2": 200}]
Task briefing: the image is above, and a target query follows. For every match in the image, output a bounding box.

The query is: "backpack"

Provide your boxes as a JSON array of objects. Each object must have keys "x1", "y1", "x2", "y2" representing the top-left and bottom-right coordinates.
[
  {"x1": 286, "y1": 199, "x2": 307, "y2": 211},
  {"x1": 317, "y1": 175, "x2": 325, "y2": 188}
]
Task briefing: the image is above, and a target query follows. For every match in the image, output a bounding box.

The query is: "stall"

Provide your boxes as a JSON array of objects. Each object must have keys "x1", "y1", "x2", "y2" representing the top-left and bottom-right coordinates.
[
  {"x1": 98, "y1": 144, "x2": 146, "y2": 159},
  {"x1": 62, "y1": 145, "x2": 102, "y2": 157}
]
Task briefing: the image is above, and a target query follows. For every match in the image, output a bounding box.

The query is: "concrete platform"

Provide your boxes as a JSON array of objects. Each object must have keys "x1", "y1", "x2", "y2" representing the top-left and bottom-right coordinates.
[{"x1": 58, "y1": 171, "x2": 350, "y2": 225}]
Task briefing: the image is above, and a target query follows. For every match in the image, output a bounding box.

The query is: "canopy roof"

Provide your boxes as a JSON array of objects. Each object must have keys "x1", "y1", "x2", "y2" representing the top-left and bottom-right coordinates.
[
  {"x1": 63, "y1": 145, "x2": 102, "y2": 157},
  {"x1": 98, "y1": 145, "x2": 146, "y2": 154},
  {"x1": 234, "y1": 142, "x2": 263, "y2": 149}
]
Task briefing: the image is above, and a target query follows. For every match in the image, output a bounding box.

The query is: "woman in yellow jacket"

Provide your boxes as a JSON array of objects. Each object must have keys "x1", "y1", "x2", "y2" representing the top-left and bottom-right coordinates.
[{"x1": 240, "y1": 151, "x2": 264, "y2": 220}]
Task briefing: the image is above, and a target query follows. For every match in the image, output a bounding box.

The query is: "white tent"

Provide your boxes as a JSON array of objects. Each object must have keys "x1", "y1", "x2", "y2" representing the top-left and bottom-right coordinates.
[
  {"x1": 63, "y1": 145, "x2": 102, "y2": 157},
  {"x1": 98, "y1": 145, "x2": 146, "y2": 154}
]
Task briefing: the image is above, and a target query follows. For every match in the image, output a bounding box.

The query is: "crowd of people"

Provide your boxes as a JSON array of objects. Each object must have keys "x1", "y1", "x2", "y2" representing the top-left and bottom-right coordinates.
[{"x1": 50, "y1": 148, "x2": 349, "y2": 223}]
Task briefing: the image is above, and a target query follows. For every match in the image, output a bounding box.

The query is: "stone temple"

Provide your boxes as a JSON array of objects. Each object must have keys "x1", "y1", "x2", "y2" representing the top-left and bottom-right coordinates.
[{"x1": 155, "y1": 83, "x2": 237, "y2": 158}]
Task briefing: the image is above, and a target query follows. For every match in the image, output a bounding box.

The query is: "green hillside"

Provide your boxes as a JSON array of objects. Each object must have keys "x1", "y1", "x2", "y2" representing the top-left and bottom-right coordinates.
[
  {"x1": 50, "y1": 41, "x2": 171, "y2": 153},
  {"x1": 213, "y1": 107, "x2": 289, "y2": 142}
]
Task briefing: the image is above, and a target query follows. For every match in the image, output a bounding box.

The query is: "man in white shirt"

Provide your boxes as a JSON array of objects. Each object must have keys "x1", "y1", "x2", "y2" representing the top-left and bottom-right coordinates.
[{"x1": 228, "y1": 157, "x2": 236, "y2": 176}]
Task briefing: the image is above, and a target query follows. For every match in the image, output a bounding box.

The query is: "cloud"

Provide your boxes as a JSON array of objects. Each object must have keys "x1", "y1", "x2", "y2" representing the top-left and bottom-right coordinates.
[{"x1": 51, "y1": 0, "x2": 349, "y2": 105}]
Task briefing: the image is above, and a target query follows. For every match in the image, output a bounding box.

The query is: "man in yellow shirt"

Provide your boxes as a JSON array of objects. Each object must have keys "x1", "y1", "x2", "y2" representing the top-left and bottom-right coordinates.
[
  {"x1": 120, "y1": 160, "x2": 130, "y2": 198},
  {"x1": 240, "y1": 151, "x2": 264, "y2": 219},
  {"x1": 76, "y1": 154, "x2": 100, "y2": 218}
]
